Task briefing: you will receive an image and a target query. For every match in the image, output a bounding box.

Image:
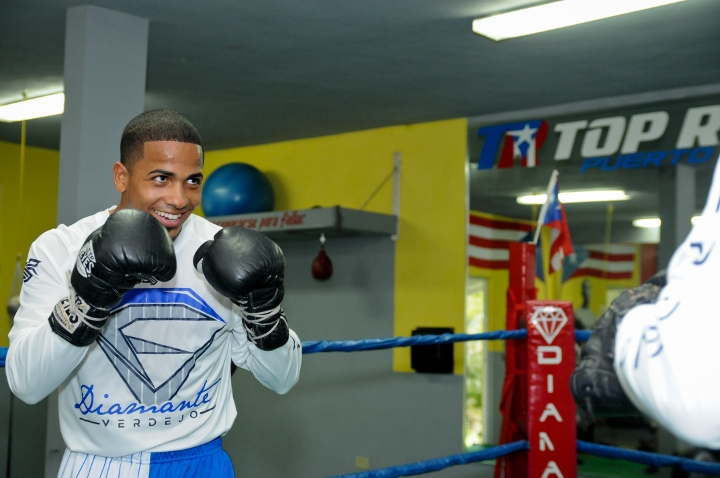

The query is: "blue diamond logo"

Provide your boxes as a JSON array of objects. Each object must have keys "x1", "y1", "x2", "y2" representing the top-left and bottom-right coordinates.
[{"x1": 98, "y1": 288, "x2": 225, "y2": 405}]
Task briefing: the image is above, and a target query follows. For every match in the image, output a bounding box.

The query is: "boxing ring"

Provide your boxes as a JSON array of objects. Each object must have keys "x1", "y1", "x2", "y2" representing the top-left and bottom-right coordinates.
[
  {"x1": 1, "y1": 247, "x2": 720, "y2": 476},
  {"x1": 303, "y1": 329, "x2": 720, "y2": 477},
  {"x1": 0, "y1": 329, "x2": 719, "y2": 477}
]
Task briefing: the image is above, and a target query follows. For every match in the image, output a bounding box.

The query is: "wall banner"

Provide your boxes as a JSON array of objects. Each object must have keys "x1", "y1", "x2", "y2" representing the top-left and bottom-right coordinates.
[{"x1": 474, "y1": 99, "x2": 720, "y2": 174}]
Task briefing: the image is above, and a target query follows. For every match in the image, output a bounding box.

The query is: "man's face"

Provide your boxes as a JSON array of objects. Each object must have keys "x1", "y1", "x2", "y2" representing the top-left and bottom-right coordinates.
[{"x1": 114, "y1": 141, "x2": 203, "y2": 239}]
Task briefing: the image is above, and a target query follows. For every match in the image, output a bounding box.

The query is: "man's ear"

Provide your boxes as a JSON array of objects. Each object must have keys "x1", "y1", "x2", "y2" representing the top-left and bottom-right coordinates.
[{"x1": 113, "y1": 162, "x2": 129, "y2": 193}]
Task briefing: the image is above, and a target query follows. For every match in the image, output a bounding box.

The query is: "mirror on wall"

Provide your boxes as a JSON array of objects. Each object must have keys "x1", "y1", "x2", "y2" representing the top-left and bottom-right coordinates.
[{"x1": 465, "y1": 95, "x2": 720, "y2": 450}]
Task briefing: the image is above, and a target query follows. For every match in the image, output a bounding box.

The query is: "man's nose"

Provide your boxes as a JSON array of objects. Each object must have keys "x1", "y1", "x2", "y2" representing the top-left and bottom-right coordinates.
[{"x1": 166, "y1": 183, "x2": 189, "y2": 209}]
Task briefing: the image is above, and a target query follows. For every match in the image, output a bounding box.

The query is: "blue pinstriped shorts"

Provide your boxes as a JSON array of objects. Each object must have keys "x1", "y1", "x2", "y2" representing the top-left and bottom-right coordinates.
[{"x1": 57, "y1": 437, "x2": 234, "y2": 478}]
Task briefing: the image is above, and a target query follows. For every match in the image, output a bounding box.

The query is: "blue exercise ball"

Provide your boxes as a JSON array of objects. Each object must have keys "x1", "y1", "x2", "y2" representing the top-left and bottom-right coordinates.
[{"x1": 202, "y1": 163, "x2": 275, "y2": 217}]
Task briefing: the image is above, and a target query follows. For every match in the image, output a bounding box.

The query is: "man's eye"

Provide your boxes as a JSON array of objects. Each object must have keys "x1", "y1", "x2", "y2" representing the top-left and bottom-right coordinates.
[
  {"x1": 154, "y1": 176, "x2": 168, "y2": 183},
  {"x1": 188, "y1": 178, "x2": 201, "y2": 186}
]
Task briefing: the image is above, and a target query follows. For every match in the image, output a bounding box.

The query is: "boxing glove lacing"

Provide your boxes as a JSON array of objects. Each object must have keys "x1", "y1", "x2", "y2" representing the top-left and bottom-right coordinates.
[
  {"x1": 65, "y1": 271, "x2": 111, "y2": 330},
  {"x1": 233, "y1": 299, "x2": 287, "y2": 344}
]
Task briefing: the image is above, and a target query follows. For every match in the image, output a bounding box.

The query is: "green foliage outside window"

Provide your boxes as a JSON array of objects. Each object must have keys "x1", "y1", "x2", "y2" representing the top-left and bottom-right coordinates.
[{"x1": 465, "y1": 284, "x2": 485, "y2": 449}]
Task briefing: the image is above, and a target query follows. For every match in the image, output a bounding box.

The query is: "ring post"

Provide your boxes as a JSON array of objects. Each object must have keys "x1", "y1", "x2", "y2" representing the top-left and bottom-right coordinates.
[
  {"x1": 495, "y1": 242, "x2": 536, "y2": 477},
  {"x1": 526, "y1": 301, "x2": 576, "y2": 478}
]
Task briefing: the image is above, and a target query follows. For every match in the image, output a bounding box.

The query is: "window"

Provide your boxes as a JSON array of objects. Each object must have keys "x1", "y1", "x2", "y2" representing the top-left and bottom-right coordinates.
[{"x1": 464, "y1": 277, "x2": 487, "y2": 449}]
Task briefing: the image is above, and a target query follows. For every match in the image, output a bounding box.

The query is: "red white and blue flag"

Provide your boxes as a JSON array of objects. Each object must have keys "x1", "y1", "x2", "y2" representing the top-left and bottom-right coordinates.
[
  {"x1": 534, "y1": 170, "x2": 574, "y2": 274},
  {"x1": 467, "y1": 209, "x2": 636, "y2": 283},
  {"x1": 564, "y1": 244, "x2": 635, "y2": 281},
  {"x1": 501, "y1": 120, "x2": 548, "y2": 168},
  {"x1": 467, "y1": 212, "x2": 535, "y2": 270}
]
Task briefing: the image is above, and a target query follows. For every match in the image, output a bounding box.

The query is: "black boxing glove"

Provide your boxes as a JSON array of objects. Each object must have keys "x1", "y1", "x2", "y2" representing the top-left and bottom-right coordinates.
[
  {"x1": 570, "y1": 270, "x2": 666, "y2": 419},
  {"x1": 194, "y1": 227, "x2": 288, "y2": 351},
  {"x1": 49, "y1": 209, "x2": 177, "y2": 346}
]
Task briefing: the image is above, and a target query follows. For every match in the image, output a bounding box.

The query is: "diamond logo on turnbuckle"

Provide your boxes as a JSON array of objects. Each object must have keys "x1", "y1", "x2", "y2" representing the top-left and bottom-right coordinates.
[{"x1": 530, "y1": 306, "x2": 568, "y2": 344}]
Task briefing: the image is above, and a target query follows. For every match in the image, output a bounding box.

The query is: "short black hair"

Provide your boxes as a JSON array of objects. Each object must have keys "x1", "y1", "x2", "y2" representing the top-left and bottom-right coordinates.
[{"x1": 120, "y1": 109, "x2": 203, "y2": 168}]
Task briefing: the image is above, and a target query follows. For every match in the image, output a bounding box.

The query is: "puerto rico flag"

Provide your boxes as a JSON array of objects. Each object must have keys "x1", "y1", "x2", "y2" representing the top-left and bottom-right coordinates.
[
  {"x1": 498, "y1": 120, "x2": 549, "y2": 168},
  {"x1": 563, "y1": 244, "x2": 635, "y2": 281},
  {"x1": 534, "y1": 170, "x2": 574, "y2": 274},
  {"x1": 468, "y1": 212, "x2": 535, "y2": 270}
]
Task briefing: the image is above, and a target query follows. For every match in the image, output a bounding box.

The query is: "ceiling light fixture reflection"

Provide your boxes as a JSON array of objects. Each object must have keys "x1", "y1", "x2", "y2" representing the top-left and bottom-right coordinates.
[
  {"x1": 633, "y1": 216, "x2": 701, "y2": 228},
  {"x1": 632, "y1": 218, "x2": 662, "y2": 228},
  {"x1": 517, "y1": 190, "x2": 630, "y2": 205},
  {"x1": 472, "y1": 0, "x2": 687, "y2": 41},
  {"x1": 0, "y1": 93, "x2": 65, "y2": 122}
]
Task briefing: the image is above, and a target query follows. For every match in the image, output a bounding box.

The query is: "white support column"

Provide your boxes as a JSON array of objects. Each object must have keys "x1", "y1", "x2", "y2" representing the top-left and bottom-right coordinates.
[
  {"x1": 47, "y1": 6, "x2": 148, "y2": 477},
  {"x1": 57, "y1": 5, "x2": 149, "y2": 226}
]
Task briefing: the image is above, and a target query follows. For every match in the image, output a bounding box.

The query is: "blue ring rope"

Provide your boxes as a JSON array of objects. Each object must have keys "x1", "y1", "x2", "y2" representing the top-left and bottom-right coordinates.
[
  {"x1": 302, "y1": 329, "x2": 591, "y2": 354},
  {"x1": 302, "y1": 330, "x2": 528, "y2": 354},
  {"x1": 330, "y1": 440, "x2": 720, "y2": 478},
  {"x1": 578, "y1": 440, "x2": 720, "y2": 475},
  {"x1": 575, "y1": 329, "x2": 591, "y2": 342},
  {"x1": 332, "y1": 440, "x2": 720, "y2": 478},
  {"x1": 329, "y1": 440, "x2": 529, "y2": 478},
  {"x1": 2, "y1": 338, "x2": 718, "y2": 475},
  {"x1": 0, "y1": 330, "x2": 591, "y2": 365}
]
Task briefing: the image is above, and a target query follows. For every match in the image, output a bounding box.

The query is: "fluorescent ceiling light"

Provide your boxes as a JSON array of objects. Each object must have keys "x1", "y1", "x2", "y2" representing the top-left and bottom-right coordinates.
[
  {"x1": 0, "y1": 93, "x2": 65, "y2": 122},
  {"x1": 517, "y1": 190, "x2": 630, "y2": 205},
  {"x1": 633, "y1": 218, "x2": 661, "y2": 228},
  {"x1": 633, "y1": 216, "x2": 701, "y2": 228},
  {"x1": 472, "y1": 0, "x2": 687, "y2": 41}
]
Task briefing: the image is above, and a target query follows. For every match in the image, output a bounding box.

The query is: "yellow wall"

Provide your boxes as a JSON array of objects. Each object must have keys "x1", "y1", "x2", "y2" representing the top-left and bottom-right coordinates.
[
  {"x1": 0, "y1": 140, "x2": 60, "y2": 346},
  {"x1": 204, "y1": 119, "x2": 468, "y2": 373}
]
